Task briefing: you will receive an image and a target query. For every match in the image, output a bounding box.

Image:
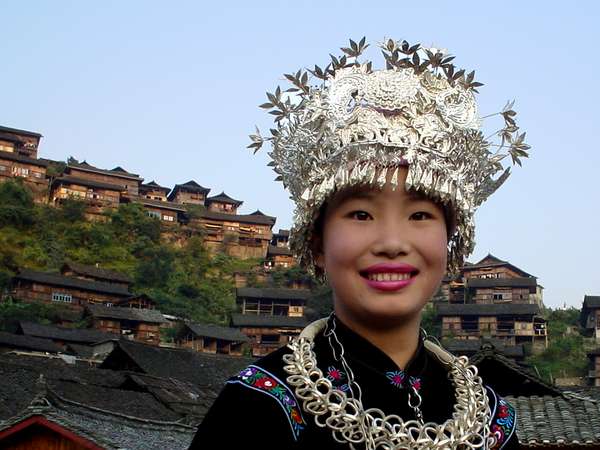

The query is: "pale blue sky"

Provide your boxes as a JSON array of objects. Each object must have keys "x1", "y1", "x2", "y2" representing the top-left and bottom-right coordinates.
[{"x1": 3, "y1": 1, "x2": 599, "y2": 308}]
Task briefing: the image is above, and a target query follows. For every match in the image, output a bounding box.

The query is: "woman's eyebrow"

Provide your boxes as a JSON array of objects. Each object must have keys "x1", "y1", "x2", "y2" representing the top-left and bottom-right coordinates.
[{"x1": 336, "y1": 190, "x2": 376, "y2": 204}]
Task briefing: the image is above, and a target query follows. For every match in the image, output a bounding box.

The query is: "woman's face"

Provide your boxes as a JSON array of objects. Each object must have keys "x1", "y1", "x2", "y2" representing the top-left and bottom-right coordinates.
[{"x1": 314, "y1": 167, "x2": 448, "y2": 329}]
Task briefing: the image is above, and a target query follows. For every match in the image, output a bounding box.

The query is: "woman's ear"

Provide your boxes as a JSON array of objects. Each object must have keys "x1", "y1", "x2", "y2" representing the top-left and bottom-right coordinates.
[{"x1": 311, "y1": 233, "x2": 325, "y2": 270}]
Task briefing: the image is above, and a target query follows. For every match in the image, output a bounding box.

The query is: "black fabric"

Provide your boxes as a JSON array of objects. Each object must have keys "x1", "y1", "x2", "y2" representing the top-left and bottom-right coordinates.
[{"x1": 189, "y1": 316, "x2": 520, "y2": 449}]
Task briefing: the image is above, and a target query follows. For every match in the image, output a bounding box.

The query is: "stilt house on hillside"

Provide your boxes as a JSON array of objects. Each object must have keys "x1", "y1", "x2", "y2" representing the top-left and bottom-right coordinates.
[{"x1": 437, "y1": 254, "x2": 547, "y2": 351}]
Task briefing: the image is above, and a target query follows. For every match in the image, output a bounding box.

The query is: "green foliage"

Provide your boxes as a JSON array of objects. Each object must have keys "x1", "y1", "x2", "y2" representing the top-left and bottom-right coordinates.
[
  {"x1": 0, "y1": 182, "x2": 258, "y2": 326},
  {"x1": 526, "y1": 333, "x2": 589, "y2": 382},
  {"x1": 269, "y1": 265, "x2": 313, "y2": 288},
  {"x1": 421, "y1": 303, "x2": 441, "y2": 338},
  {"x1": 0, "y1": 300, "x2": 69, "y2": 332},
  {"x1": 544, "y1": 307, "x2": 581, "y2": 338},
  {"x1": 0, "y1": 180, "x2": 35, "y2": 227},
  {"x1": 45, "y1": 161, "x2": 66, "y2": 178},
  {"x1": 524, "y1": 307, "x2": 589, "y2": 383},
  {"x1": 305, "y1": 282, "x2": 333, "y2": 321},
  {"x1": 184, "y1": 204, "x2": 206, "y2": 220}
]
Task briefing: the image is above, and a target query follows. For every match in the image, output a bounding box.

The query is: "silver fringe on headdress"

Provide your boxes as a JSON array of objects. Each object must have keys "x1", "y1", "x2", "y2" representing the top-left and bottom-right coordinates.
[{"x1": 249, "y1": 37, "x2": 530, "y2": 275}]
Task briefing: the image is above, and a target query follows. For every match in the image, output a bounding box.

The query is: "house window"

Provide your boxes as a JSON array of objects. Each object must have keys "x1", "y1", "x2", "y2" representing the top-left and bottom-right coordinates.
[
  {"x1": 0, "y1": 142, "x2": 14, "y2": 152},
  {"x1": 146, "y1": 210, "x2": 161, "y2": 219},
  {"x1": 493, "y1": 293, "x2": 504, "y2": 300},
  {"x1": 12, "y1": 167, "x2": 29, "y2": 177},
  {"x1": 261, "y1": 334, "x2": 280, "y2": 344},
  {"x1": 162, "y1": 215, "x2": 175, "y2": 221},
  {"x1": 52, "y1": 292, "x2": 72, "y2": 303}
]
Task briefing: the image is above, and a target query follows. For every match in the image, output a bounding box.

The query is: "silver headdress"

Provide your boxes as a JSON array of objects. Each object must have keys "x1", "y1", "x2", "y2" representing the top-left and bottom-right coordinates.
[{"x1": 249, "y1": 37, "x2": 530, "y2": 274}]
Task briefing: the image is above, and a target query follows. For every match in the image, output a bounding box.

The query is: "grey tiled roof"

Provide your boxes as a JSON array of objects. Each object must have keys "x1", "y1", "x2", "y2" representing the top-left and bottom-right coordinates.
[
  {"x1": 200, "y1": 209, "x2": 276, "y2": 225},
  {"x1": 0, "y1": 353, "x2": 174, "y2": 422},
  {"x1": 86, "y1": 304, "x2": 167, "y2": 324},
  {"x1": 436, "y1": 303, "x2": 541, "y2": 316},
  {"x1": 184, "y1": 322, "x2": 249, "y2": 342},
  {"x1": 14, "y1": 269, "x2": 132, "y2": 296},
  {"x1": 231, "y1": 313, "x2": 308, "y2": 328},
  {"x1": 584, "y1": 295, "x2": 600, "y2": 308},
  {"x1": 206, "y1": 191, "x2": 243, "y2": 206},
  {"x1": 465, "y1": 277, "x2": 537, "y2": 290},
  {"x1": 0, "y1": 392, "x2": 195, "y2": 450},
  {"x1": 61, "y1": 262, "x2": 131, "y2": 283},
  {"x1": 236, "y1": 287, "x2": 311, "y2": 300},
  {"x1": 100, "y1": 339, "x2": 254, "y2": 388},
  {"x1": 68, "y1": 161, "x2": 142, "y2": 180},
  {"x1": 444, "y1": 339, "x2": 524, "y2": 358},
  {"x1": 0, "y1": 124, "x2": 42, "y2": 137},
  {"x1": 0, "y1": 331, "x2": 62, "y2": 353},
  {"x1": 52, "y1": 175, "x2": 125, "y2": 192},
  {"x1": 167, "y1": 180, "x2": 210, "y2": 200},
  {"x1": 141, "y1": 180, "x2": 170, "y2": 191},
  {"x1": 133, "y1": 196, "x2": 187, "y2": 212},
  {"x1": 463, "y1": 253, "x2": 535, "y2": 278},
  {"x1": 0, "y1": 150, "x2": 48, "y2": 167},
  {"x1": 508, "y1": 394, "x2": 600, "y2": 446},
  {"x1": 18, "y1": 321, "x2": 119, "y2": 344},
  {"x1": 470, "y1": 345, "x2": 561, "y2": 397}
]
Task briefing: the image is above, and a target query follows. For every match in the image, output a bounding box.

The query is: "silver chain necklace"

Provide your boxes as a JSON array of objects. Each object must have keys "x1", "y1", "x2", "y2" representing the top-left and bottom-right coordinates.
[
  {"x1": 283, "y1": 317, "x2": 497, "y2": 450},
  {"x1": 323, "y1": 316, "x2": 426, "y2": 425}
]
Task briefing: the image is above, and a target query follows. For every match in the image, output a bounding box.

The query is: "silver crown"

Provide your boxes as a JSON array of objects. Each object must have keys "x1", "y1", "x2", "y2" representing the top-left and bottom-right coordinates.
[{"x1": 249, "y1": 38, "x2": 530, "y2": 275}]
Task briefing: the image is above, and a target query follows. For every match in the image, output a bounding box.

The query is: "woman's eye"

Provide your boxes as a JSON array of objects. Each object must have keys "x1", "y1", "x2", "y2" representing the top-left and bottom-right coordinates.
[
  {"x1": 349, "y1": 210, "x2": 372, "y2": 221},
  {"x1": 410, "y1": 211, "x2": 433, "y2": 221}
]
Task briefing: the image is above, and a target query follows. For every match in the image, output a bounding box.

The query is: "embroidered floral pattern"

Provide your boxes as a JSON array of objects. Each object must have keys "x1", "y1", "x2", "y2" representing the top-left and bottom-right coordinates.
[
  {"x1": 385, "y1": 371, "x2": 422, "y2": 394},
  {"x1": 386, "y1": 370, "x2": 406, "y2": 388},
  {"x1": 228, "y1": 365, "x2": 306, "y2": 440},
  {"x1": 326, "y1": 365, "x2": 350, "y2": 392},
  {"x1": 409, "y1": 376, "x2": 422, "y2": 391},
  {"x1": 490, "y1": 398, "x2": 516, "y2": 450}
]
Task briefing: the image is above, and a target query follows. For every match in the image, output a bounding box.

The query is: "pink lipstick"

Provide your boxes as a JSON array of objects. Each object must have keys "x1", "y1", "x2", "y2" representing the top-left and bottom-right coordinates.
[{"x1": 360, "y1": 263, "x2": 418, "y2": 292}]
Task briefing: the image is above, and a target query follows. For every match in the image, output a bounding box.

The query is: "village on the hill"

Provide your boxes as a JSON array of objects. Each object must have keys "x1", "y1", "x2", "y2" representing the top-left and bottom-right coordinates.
[{"x1": 1, "y1": 123, "x2": 600, "y2": 449}]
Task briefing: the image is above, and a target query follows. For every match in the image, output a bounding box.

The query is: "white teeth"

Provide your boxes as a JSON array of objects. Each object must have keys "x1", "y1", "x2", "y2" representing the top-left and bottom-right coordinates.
[{"x1": 367, "y1": 272, "x2": 411, "y2": 282}]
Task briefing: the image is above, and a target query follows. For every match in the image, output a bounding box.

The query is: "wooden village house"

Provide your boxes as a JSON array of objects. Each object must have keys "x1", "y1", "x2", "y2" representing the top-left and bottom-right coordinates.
[
  {"x1": 435, "y1": 254, "x2": 547, "y2": 350},
  {"x1": 440, "y1": 254, "x2": 544, "y2": 306},
  {"x1": 85, "y1": 304, "x2": 166, "y2": 346},
  {"x1": 581, "y1": 295, "x2": 600, "y2": 386},
  {"x1": 167, "y1": 180, "x2": 210, "y2": 205},
  {"x1": 0, "y1": 124, "x2": 42, "y2": 159},
  {"x1": 265, "y1": 229, "x2": 296, "y2": 270},
  {"x1": 232, "y1": 287, "x2": 309, "y2": 356},
  {"x1": 175, "y1": 322, "x2": 249, "y2": 356},
  {"x1": 437, "y1": 303, "x2": 548, "y2": 350},
  {"x1": 139, "y1": 180, "x2": 170, "y2": 201},
  {"x1": 10, "y1": 268, "x2": 132, "y2": 312},
  {"x1": 16, "y1": 321, "x2": 119, "y2": 358},
  {"x1": 60, "y1": 262, "x2": 132, "y2": 290},
  {"x1": 129, "y1": 195, "x2": 186, "y2": 224},
  {"x1": 0, "y1": 125, "x2": 48, "y2": 203},
  {"x1": 65, "y1": 160, "x2": 143, "y2": 197},
  {"x1": 197, "y1": 208, "x2": 276, "y2": 259},
  {"x1": 50, "y1": 175, "x2": 123, "y2": 219},
  {"x1": 581, "y1": 295, "x2": 600, "y2": 343}
]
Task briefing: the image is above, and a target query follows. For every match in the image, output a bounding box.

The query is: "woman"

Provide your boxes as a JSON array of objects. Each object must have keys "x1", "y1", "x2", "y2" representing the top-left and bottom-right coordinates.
[{"x1": 189, "y1": 37, "x2": 527, "y2": 449}]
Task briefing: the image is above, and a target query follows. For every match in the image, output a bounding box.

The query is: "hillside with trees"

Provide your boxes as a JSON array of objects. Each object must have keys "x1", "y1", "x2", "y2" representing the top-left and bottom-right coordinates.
[{"x1": 0, "y1": 179, "x2": 328, "y2": 330}]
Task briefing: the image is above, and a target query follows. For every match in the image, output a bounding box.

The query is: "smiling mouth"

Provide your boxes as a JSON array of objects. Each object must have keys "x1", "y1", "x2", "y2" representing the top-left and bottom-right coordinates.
[{"x1": 359, "y1": 270, "x2": 419, "y2": 281}]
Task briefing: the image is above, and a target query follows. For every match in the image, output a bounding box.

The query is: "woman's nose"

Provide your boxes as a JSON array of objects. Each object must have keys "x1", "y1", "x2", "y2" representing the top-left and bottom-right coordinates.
[{"x1": 370, "y1": 219, "x2": 413, "y2": 258}]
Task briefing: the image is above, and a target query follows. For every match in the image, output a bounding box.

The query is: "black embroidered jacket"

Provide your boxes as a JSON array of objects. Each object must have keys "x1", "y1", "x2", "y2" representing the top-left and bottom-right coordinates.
[{"x1": 189, "y1": 318, "x2": 519, "y2": 449}]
